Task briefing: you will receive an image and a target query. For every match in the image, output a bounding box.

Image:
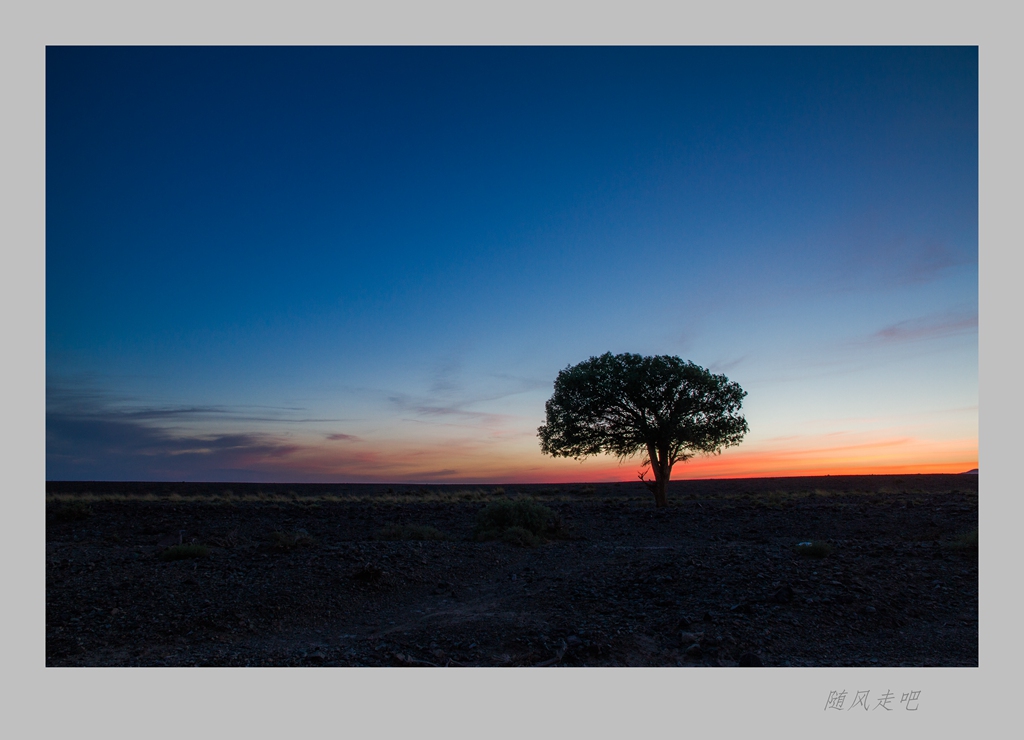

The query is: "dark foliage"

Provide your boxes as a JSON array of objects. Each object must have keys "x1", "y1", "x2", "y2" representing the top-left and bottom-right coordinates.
[{"x1": 538, "y1": 353, "x2": 748, "y2": 505}]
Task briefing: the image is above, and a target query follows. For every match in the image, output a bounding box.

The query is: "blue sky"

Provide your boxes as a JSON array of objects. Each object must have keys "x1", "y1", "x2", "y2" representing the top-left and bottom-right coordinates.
[{"x1": 45, "y1": 46, "x2": 978, "y2": 482}]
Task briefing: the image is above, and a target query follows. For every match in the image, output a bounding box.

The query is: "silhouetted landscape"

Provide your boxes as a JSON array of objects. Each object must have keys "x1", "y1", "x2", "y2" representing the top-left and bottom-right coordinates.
[{"x1": 46, "y1": 474, "x2": 978, "y2": 667}]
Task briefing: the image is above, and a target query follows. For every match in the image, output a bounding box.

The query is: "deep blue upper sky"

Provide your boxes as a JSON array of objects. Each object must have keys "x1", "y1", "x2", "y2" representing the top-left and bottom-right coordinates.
[{"x1": 46, "y1": 47, "x2": 978, "y2": 482}]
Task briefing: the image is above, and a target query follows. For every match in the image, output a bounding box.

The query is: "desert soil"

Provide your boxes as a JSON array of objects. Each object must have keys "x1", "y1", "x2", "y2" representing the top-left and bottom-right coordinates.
[{"x1": 46, "y1": 474, "x2": 978, "y2": 667}]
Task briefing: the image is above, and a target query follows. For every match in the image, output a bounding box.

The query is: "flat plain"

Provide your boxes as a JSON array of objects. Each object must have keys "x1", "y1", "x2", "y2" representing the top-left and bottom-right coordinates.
[{"x1": 46, "y1": 474, "x2": 978, "y2": 667}]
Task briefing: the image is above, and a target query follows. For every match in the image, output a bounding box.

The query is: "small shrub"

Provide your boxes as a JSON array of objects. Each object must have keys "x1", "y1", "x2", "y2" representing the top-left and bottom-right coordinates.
[
  {"x1": 794, "y1": 541, "x2": 833, "y2": 559},
  {"x1": 159, "y1": 544, "x2": 209, "y2": 561},
  {"x1": 475, "y1": 499, "x2": 558, "y2": 544},
  {"x1": 376, "y1": 524, "x2": 448, "y2": 541},
  {"x1": 477, "y1": 499, "x2": 554, "y2": 535}
]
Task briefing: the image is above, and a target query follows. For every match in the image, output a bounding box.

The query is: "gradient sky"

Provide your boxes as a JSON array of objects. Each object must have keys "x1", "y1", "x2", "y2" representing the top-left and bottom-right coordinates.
[{"x1": 45, "y1": 46, "x2": 978, "y2": 483}]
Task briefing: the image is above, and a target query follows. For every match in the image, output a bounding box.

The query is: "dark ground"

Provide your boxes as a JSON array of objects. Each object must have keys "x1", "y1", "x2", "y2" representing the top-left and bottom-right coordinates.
[{"x1": 46, "y1": 474, "x2": 978, "y2": 667}]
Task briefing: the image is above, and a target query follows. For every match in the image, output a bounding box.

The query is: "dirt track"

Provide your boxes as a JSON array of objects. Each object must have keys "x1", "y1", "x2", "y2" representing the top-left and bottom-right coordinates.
[{"x1": 46, "y1": 475, "x2": 978, "y2": 667}]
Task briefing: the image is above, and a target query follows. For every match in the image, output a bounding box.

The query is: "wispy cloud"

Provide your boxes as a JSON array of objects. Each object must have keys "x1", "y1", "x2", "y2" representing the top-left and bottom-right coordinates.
[
  {"x1": 45, "y1": 382, "x2": 366, "y2": 481},
  {"x1": 45, "y1": 379, "x2": 535, "y2": 482},
  {"x1": 402, "y1": 404, "x2": 511, "y2": 427},
  {"x1": 429, "y1": 355, "x2": 464, "y2": 396},
  {"x1": 47, "y1": 381, "x2": 348, "y2": 424},
  {"x1": 46, "y1": 411, "x2": 302, "y2": 480},
  {"x1": 869, "y1": 312, "x2": 977, "y2": 345},
  {"x1": 818, "y1": 206, "x2": 976, "y2": 290},
  {"x1": 709, "y1": 355, "x2": 748, "y2": 374},
  {"x1": 387, "y1": 389, "x2": 522, "y2": 429},
  {"x1": 401, "y1": 469, "x2": 459, "y2": 479},
  {"x1": 895, "y1": 240, "x2": 969, "y2": 285}
]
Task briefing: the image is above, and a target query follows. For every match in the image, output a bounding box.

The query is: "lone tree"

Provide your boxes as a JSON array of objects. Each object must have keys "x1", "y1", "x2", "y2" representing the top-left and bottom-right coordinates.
[{"x1": 538, "y1": 353, "x2": 748, "y2": 507}]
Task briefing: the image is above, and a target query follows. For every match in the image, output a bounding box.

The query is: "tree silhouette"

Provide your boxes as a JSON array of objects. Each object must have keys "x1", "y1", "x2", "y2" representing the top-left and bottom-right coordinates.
[{"x1": 538, "y1": 353, "x2": 748, "y2": 507}]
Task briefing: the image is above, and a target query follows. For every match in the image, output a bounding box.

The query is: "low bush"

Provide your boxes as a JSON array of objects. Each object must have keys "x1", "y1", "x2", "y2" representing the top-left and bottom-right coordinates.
[
  {"x1": 159, "y1": 544, "x2": 209, "y2": 561},
  {"x1": 475, "y1": 499, "x2": 558, "y2": 545}
]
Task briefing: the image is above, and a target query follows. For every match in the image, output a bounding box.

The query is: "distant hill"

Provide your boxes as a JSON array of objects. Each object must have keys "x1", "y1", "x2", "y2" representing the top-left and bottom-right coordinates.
[{"x1": 961, "y1": 468, "x2": 978, "y2": 475}]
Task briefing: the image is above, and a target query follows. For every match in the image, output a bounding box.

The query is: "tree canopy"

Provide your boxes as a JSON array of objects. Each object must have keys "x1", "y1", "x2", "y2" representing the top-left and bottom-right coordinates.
[{"x1": 537, "y1": 353, "x2": 748, "y2": 507}]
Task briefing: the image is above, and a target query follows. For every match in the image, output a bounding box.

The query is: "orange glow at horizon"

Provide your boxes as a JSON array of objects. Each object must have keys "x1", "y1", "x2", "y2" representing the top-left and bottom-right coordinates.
[{"x1": 242, "y1": 430, "x2": 978, "y2": 484}]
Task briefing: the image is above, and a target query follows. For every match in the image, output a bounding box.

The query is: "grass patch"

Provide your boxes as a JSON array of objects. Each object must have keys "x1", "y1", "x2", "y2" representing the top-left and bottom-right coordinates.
[
  {"x1": 158, "y1": 544, "x2": 209, "y2": 561},
  {"x1": 475, "y1": 499, "x2": 559, "y2": 545},
  {"x1": 794, "y1": 540, "x2": 833, "y2": 559},
  {"x1": 376, "y1": 524, "x2": 449, "y2": 541},
  {"x1": 950, "y1": 528, "x2": 978, "y2": 552}
]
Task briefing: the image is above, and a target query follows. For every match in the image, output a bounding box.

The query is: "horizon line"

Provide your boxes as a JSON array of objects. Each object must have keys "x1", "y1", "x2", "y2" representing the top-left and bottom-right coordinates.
[{"x1": 45, "y1": 470, "x2": 980, "y2": 486}]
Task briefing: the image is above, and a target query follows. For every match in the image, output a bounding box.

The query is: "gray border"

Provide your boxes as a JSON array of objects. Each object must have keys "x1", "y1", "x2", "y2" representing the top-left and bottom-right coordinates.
[{"x1": 8, "y1": 1, "x2": 1013, "y2": 737}]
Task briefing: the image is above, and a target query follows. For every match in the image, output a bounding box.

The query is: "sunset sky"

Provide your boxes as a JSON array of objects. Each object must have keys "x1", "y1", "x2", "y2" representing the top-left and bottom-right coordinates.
[{"x1": 45, "y1": 46, "x2": 978, "y2": 483}]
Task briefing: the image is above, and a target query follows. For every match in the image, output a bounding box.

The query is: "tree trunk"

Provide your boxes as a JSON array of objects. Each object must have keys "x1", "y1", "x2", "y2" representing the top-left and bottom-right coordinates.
[
  {"x1": 646, "y1": 442, "x2": 673, "y2": 508},
  {"x1": 653, "y1": 476, "x2": 668, "y2": 508}
]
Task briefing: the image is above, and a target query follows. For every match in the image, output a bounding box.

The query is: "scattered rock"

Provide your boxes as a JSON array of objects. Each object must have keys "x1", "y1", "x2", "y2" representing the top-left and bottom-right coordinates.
[
  {"x1": 768, "y1": 585, "x2": 794, "y2": 604},
  {"x1": 738, "y1": 652, "x2": 763, "y2": 667}
]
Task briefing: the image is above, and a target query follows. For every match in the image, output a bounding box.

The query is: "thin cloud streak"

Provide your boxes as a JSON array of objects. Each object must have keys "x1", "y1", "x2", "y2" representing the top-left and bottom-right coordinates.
[
  {"x1": 870, "y1": 312, "x2": 977, "y2": 344},
  {"x1": 48, "y1": 383, "x2": 349, "y2": 424},
  {"x1": 47, "y1": 413, "x2": 302, "y2": 480}
]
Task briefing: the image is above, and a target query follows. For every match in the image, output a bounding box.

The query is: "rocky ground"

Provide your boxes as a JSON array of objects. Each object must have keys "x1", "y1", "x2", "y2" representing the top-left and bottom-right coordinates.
[{"x1": 46, "y1": 474, "x2": 978, "y2": 667}]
